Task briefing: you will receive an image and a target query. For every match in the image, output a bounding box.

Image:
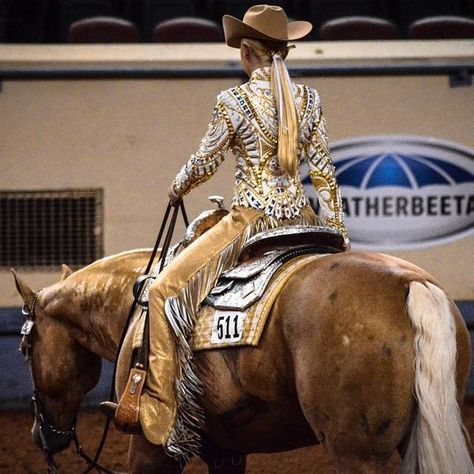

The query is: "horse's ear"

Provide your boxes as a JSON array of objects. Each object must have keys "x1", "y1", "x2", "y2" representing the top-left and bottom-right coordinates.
[
  {"x1": 11, "y1": 269, "x2": 36, "y2": 310},
  {"x1": 60, "y1": 264, "x2": 73, "y2": 280}
]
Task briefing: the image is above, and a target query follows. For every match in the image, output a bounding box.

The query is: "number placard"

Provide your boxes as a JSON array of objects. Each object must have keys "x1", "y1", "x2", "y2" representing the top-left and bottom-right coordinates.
[{"x1": 211, "y1": 310, "x2": 247, "y2": 344}]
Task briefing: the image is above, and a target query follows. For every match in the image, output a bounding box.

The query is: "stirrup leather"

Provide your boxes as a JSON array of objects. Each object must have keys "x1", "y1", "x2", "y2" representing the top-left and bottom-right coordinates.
[{"x1": 114, "y1": 366, "x2": 146, "y2": 434}]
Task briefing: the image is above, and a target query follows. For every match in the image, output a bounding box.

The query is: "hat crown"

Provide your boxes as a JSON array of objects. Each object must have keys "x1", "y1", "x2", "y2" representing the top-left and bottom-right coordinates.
[
  {"x1": 222, "y1": 4, "x2": 312, "y2": 48},
  {"x1": 242, "y1": 4, "x2": 289, "y2": 39}
]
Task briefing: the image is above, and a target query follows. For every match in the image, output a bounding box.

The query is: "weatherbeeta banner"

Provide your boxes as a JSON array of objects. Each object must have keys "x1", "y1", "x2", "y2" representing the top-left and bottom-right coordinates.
[{"x1": 303, "y1": 135, "x2": 474, "y2": 250}]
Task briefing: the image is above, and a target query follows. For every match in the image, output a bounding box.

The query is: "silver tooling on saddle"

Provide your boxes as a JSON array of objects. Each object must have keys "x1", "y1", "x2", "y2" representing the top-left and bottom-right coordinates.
[
  {"x1": 243, "y1": 224, "x2": 341, "y2": 248},
  {"x1": 205, "y1": 225, "x2": 342, "y2": 311},
  {"x1": 205, "y1": 246, "x2": 322, "y2": 311},
  {"x1": 205, "y1": 249, "x2": 286, "y2": 310}
]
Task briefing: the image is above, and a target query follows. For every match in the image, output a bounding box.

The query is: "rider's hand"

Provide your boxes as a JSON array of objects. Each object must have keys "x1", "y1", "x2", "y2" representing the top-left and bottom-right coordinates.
[{"x1": 168, "y1": 186, "x2": 181, "y2": 206}]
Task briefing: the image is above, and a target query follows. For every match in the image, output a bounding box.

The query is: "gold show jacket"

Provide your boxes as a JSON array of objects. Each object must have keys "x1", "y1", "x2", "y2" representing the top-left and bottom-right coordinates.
[{"x1": 172, "y1": 67, "x2": 349, "y2": 243}]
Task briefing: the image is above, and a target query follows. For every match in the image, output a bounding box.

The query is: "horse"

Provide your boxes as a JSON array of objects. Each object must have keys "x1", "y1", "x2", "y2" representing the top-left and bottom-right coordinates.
[{"x1": 12, "y1": 246, "x2": 474, "y2": 474}]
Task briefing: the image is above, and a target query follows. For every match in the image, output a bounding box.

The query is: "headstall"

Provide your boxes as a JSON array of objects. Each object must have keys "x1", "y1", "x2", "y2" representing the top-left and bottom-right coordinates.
[
  {"x1": 20, "y1": 291, "x2": 115, "y2": 474},
  {"x1": 19, "y1": 199, "x2": 189, "y2": 473}
]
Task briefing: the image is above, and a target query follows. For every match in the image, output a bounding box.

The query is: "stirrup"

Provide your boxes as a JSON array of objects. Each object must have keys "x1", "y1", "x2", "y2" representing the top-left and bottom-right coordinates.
[
  {"x1": 99, "y1": 401, "x2": 118, "y2": 419},
  {"x1": 100, "y1": 400, "x2": 141, "y2": 434}
]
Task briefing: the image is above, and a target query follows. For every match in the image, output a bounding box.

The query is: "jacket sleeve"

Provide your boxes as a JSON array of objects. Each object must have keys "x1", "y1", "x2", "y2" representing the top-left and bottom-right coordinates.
[
  {"x1": 305, "y1": 94, "x2": 350, "y2": 246},
  {"x1": 171, "y1": 99, "x2": 234, "y2": 197}
]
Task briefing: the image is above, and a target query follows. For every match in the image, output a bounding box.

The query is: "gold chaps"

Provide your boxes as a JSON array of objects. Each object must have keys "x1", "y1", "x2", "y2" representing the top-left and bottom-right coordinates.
[{"x1": 139, "y1": 205, "x2": 318, "y2": 448}]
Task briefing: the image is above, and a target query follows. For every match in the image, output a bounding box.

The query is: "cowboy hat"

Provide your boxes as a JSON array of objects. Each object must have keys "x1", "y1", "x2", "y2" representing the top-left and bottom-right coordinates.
[{"x1": 223, "y1": 4, "x2": 312, "y2": 48}]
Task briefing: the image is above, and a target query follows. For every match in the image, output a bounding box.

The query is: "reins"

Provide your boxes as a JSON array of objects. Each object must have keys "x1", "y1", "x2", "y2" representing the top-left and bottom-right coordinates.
[
  {"x1": 20, "y1": 199, "x2": 189, "y2": 473},
  {"x1": 78, "y1": 199, "x2": 188, "y2": 473}
]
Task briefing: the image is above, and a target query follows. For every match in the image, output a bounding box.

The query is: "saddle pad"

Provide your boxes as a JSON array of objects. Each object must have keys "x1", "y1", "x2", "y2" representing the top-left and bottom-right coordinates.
[{"x1": 191, "y1": 254, "x2": 326, "y2": 351}]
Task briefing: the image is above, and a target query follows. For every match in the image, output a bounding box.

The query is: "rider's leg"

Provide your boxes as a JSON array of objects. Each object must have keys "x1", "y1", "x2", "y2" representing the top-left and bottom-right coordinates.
[{"x1": 139, "y1": 207, "x2": 262, "y2": 446}]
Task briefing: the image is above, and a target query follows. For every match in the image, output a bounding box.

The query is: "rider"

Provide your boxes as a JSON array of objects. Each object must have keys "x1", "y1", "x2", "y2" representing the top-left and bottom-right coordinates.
[{"x1": 138, "y1": 4, "x2": 349, "y2": 456}]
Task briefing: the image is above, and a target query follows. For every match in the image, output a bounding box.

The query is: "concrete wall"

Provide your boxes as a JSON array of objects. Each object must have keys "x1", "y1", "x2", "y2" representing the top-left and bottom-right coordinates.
[{"x1": 1, "y1": 61, "x2": 473, "y2": 304}]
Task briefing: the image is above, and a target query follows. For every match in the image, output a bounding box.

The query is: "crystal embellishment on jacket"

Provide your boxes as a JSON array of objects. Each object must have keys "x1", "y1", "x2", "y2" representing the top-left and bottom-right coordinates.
[{"x1": 172, "y1": 67, "x2": 348, "y2": 241}]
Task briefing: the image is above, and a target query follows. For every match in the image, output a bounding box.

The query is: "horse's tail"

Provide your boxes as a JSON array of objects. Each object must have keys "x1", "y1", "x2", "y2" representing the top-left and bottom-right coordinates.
[{"x1": 400, "y1": 281, "x2": 474, "y2": 474}]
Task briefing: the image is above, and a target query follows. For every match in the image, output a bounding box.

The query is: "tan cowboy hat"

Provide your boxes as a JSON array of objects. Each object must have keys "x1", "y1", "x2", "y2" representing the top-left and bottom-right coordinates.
[{"x1": 223, "y1": 4, "x2": 313, "y2": 48}]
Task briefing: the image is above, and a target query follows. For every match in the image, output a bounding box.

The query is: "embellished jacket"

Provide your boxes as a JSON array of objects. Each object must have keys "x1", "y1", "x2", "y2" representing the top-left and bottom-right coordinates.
[{"x1": 172, "y1": 67, "x2": 349, "y2": 242}]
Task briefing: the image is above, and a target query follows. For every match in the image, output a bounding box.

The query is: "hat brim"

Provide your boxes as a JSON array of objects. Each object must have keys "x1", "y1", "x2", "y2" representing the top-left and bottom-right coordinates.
[{"x1": 223, "y1": 15, "x2": 312, "y2": 48}]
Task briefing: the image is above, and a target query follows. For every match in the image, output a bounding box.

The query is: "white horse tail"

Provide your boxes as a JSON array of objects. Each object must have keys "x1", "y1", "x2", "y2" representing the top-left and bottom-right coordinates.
[{"x1": 400, "y1": 281, "x2": 474, "y2": 474}]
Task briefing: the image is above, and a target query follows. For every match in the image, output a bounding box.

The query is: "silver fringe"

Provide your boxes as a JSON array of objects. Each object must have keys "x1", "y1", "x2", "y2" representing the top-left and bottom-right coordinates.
[
  {"x1": 161, "y1": 209, "x2": 319, "y2": 460},
  {"x1": 164, "y1": 296, "x2": 204, "y2": 460}
]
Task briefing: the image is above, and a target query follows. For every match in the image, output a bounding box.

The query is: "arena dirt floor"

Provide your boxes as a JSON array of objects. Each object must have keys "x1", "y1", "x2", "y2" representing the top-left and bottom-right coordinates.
[{"x1": 2, "y1": 399, "x2": 474, "y2": 473}]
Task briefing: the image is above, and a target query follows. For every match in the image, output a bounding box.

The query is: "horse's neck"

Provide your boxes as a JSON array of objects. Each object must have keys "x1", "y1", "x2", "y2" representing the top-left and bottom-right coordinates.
[{"x1": 44, "y1": 252, "x2": 149, "y2": 362}]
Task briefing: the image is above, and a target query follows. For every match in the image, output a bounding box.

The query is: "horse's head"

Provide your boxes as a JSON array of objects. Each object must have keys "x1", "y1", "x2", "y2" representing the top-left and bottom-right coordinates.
[{"x1": 12, "y1": 269, "x2": 102, "y2": 458}]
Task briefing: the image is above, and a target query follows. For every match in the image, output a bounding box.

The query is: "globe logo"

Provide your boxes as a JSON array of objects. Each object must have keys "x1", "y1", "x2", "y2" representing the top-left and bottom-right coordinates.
[{"x1": 302, "y1": 135, "x2": 474, "y2": 250}]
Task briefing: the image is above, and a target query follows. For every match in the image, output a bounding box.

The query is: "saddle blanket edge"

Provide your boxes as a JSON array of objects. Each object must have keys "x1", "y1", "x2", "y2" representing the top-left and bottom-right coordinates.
[{"x1": 191, "y1": 254, "x2": 326, "y2": 351}]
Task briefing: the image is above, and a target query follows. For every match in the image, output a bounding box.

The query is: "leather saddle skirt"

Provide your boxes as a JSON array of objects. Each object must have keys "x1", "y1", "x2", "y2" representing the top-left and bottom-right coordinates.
[{"x1": 205, "y1": 225, "x2": 344, "y2": 311}]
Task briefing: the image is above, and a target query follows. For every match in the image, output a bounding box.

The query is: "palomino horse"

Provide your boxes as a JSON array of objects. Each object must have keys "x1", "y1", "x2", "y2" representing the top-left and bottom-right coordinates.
[{"x1": 13, "y1": 248, "x2": 474, "y2": 474}]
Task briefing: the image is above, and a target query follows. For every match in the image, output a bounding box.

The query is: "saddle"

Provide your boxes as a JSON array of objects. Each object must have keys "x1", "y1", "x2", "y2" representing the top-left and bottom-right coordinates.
[
  {"x1": 168, "y1": 199, "x2": 344, "y2": 313},
  {"x1": 112, "y1": 199, "x2": 344, "y2": 431},
  {"x1": 193, "y1": 225, "x2": 343, "y2": 350},
  {"x1": 206, "y1": 227, "x2": 343, "y2": 312}
]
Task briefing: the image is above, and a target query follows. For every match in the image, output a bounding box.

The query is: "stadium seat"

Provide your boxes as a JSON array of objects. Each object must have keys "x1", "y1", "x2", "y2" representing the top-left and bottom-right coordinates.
[
  {"x1": 320, "y1": 16, "x2": 399, "y2": 40},
  {"x1": 408, "y1": 15, "x2": 474, "y2": 39},
  {"x1": 395, "y1": 0, "x2": 467, "y2": 34},
  {"x1": 68, "y1": 16, "x2": 140, "y2": 42},
  {"x1": 152, "y1": 16, "x2": 224, "y2": 42},
  {"x1": 307, "y1": 0, "x2": 371, "y2": 26},
  {"x1": 140, "y1": 0, "x2": 195, "y2": 40},
  {"x1": 58, "y1": 0, "x2": 113, "y2": 41}
]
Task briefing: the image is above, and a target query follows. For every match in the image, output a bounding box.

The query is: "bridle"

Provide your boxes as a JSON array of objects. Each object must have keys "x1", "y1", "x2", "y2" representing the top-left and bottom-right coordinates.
[
  {"x1": 19, "y1": 199, "x2": 189, "y2": 473},
  {"x1": 20, "y1": 291, "x2": 115, "y2": 474}
]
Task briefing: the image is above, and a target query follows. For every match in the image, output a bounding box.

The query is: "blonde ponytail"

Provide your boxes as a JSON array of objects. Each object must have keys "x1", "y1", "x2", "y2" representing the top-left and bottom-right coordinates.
[
  {"x1": 241, "y1": 38, "x2": 299, "y2": 178},
  {"x1": 270, "y1": 52, "x2": 298, "y2": 178}
]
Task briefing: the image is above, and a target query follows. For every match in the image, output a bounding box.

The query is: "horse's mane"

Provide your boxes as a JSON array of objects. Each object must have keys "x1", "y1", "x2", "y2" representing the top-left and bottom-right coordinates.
[
  {"x1": 41, "y1": 249, "x2": 154, "y2": 323},
  {"x1": 71, "y1": 248, "x2": 153, "y2": 277}
]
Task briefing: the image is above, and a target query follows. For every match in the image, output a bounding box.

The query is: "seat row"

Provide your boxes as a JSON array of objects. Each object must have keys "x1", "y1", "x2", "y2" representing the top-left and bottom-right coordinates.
[
  {"x1": 2, "y1": 0, "x2": 474, "y2": 43},
  {"x1": 67, "y1": 14, "x2": 474, "y2": 43}
]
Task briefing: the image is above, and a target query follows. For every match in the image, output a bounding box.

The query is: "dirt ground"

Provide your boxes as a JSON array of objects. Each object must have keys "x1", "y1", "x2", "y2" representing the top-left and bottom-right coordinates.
[{"x1": 1, "y1": 399, "x2": 474, "y2": 473}]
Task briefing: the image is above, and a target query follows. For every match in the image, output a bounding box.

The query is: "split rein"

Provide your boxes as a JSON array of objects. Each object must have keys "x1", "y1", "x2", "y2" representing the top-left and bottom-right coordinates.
[{"x1": 19, "y1": 200, "x2": 189, "y2": 473}]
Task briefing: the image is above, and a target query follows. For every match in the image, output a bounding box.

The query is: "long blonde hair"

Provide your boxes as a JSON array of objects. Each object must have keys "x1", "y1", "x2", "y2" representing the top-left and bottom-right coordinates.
[{"x1": 241, "y1": 38, "x2": 299, "y2": 178}]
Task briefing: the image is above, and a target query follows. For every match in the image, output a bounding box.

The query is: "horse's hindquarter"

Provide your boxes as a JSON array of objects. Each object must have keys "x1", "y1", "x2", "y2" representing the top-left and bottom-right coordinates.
[
  {"x1": 192, "y1": 251, "x2": 471, "y2": 459},
  {"x1": 194, "y1": 251, "x2": 422, "y2": 455},
  {"x1": 278, "y1": 252, "x2": 422, "y2": 460}
]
